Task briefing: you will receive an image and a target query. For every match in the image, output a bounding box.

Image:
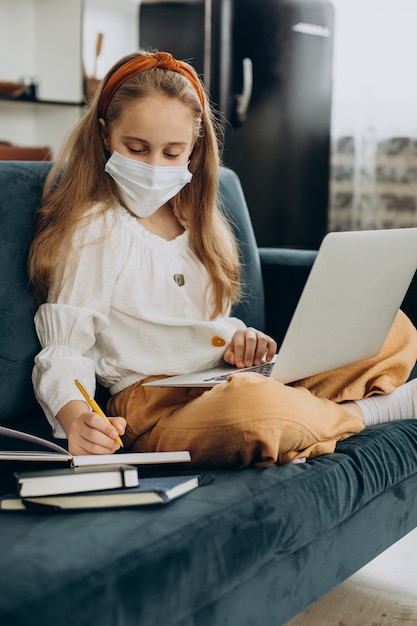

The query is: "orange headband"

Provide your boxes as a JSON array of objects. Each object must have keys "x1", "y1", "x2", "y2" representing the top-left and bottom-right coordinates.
[{"x1": 98, "y1": 52, "x2": 205, "y2": 118}]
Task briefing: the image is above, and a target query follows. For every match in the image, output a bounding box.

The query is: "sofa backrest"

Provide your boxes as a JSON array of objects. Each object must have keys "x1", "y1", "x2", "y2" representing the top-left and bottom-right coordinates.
[
  {"x1": 0, "y1": 161, "x2": 265, "y2": 424},
  {"x1": 218, "y1": 167, "x2": 265, "y2": 329},
  {"x1": 0, "y1": 161, "x2": 52, "y2": 423}
]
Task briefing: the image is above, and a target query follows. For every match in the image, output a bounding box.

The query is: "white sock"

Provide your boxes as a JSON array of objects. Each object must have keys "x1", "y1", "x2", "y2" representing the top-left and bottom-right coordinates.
[{"x1": 355, "y1": 378, "x2": 417, "y2": 426}]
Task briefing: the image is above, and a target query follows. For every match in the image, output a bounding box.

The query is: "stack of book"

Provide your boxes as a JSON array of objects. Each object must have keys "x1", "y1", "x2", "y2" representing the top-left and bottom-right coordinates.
[{"x1": 0, "y1": 425, "x2": 198, "y2": 511}]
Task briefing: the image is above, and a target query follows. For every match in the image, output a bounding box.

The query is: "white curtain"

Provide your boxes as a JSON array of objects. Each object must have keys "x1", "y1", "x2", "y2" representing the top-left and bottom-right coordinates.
[{"x1": 329, "y1": 0, "x2": 417, "y2": 231}]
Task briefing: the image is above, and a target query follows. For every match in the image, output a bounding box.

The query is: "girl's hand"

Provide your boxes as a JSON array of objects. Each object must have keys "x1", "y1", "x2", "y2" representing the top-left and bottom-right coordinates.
[
  {"x1": 223, "y1": 327, "x2": 277, "y2": 369},
  {"x1": 66, "y1": 413, "x2": 126, "y2": 456},
  {"x1": 57, "y1": 400, "x2": 126, "y2": 456}
]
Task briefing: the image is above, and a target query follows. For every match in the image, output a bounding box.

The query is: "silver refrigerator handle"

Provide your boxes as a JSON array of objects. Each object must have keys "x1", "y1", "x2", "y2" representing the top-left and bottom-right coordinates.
[{"x1": 235, "y1": 57, "x2": 253, "y2": 124}]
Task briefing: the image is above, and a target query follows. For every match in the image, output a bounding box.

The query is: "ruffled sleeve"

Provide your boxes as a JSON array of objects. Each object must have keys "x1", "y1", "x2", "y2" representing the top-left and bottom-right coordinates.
[
  {"x1": 33, "y1": 304, "x2": 109, "y2": 436},
  {"x1": 32, "y1": 207, "x2": 120, "y2": 436}
]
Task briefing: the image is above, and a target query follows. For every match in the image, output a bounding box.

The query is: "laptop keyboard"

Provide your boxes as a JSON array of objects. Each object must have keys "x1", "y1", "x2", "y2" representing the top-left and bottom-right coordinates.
[{"x1": 204, "y1": 361, "x2": 274, "y2": 382}]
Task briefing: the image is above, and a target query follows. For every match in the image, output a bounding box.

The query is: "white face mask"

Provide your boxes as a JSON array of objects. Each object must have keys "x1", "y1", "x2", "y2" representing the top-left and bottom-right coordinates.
[{"x1": 105, "y1": 151, "x2": 193, "y2": 218}]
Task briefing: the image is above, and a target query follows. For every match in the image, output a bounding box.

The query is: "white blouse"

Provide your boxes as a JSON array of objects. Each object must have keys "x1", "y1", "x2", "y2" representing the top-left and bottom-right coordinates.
[{"x1": 33, "y1": 204, "x2": 245, "y2": 436}]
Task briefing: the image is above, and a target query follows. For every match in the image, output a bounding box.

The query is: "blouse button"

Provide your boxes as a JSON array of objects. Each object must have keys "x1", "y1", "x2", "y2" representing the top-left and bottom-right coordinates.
[{"x1": 212, "y1": 335, "x2": 226, "y2": 347}]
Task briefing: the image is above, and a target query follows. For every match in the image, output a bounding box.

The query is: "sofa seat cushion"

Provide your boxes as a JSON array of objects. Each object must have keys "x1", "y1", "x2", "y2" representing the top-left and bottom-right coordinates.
[{"x1": 0, "y1": 419, "x2": 417, "y2": 626}]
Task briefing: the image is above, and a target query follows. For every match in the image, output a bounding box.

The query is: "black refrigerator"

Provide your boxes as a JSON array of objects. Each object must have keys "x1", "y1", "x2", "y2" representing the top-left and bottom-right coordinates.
[{"x1": 139, "y1": 0, "x2": 334, "y2": 248}]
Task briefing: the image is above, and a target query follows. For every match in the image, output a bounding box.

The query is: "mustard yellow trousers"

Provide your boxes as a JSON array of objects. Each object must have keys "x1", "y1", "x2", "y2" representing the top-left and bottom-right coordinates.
[{"x1": 107, "y1": 311, "x2": 417, "y2": 467}]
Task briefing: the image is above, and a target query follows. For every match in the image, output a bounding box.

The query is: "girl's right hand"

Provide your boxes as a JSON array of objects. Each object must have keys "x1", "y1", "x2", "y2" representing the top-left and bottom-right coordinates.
[
  {"x1": 57, "y1": 400, "x2": 126, "y2": 455},
  {"x1": 67, "y1": 412, "x2": 126, "y2": 456}
]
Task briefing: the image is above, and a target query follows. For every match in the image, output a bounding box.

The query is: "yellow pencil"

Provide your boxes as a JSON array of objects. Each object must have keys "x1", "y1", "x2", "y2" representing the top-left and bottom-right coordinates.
[{"x1": 74, "y1": 379, "x2": 124, "y2": 447}]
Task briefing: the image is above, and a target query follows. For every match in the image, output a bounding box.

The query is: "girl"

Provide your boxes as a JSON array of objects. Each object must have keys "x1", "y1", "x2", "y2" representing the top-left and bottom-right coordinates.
[{"x1": 28, "y1": 51, "x2": 417, "y2": 466}]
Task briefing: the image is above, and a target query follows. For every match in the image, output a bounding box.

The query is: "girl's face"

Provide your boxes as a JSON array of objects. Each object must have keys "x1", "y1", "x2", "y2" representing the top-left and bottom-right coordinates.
[{"x1": 101, "y1": 95, "x2": 196, "y2": 167}]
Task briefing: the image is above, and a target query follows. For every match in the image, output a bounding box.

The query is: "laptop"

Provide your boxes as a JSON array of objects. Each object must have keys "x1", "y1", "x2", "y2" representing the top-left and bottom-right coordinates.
[{"x1": 143, "y1": 228, "x2": 417, "y2": 388}]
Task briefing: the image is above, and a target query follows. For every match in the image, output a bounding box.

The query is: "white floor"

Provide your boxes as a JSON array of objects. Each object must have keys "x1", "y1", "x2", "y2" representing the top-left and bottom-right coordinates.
[{"x1": 285, "y1": 527, "x2": 417, "y2": 625}]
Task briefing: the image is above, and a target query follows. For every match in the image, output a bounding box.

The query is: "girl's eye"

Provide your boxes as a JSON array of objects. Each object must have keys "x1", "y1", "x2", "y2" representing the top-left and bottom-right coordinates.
[
  {"x1": 164, "y1": 153, "x2": 180, "y2": 159},
  {"x1": 128, "y1": 147, "x2": 146, "y2": 155}
]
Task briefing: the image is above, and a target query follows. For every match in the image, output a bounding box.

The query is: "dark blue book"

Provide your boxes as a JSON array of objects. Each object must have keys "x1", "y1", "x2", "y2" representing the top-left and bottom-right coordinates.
[{"x1": 0, "y1": 475, "x2": 200, "y2": 510}]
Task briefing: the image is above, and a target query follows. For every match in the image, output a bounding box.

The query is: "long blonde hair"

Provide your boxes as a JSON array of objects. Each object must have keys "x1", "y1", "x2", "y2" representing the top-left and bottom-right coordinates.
[{"x1": 28, "y1": 51, "x2": 240, "y2": 317}]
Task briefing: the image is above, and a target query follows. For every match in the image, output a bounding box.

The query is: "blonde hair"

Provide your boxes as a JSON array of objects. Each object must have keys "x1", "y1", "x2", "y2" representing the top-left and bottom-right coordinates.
[{"x1": 28, "y1": 51, "x2": 240, "y2": 317}]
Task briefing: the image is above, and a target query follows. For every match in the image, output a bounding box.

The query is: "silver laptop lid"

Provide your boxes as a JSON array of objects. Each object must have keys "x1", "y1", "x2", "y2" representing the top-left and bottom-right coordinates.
[{"x1": 270, "y1": 227, "x2": 417, "y2": 383}]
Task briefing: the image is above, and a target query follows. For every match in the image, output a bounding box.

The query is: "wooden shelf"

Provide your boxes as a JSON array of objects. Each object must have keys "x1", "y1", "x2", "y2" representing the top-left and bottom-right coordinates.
[{"x1": 0, "y1": 97, "x2": 85, "y2": 107}]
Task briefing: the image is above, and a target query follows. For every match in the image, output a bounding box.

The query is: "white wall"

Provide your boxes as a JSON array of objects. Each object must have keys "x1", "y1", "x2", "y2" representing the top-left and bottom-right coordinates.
[
  {"x1": 331, "y1": 0, "x2": 417, "y2": 135},
  {"x1": 83, "y1": 0, "x2": 140, "y2": 80},
  {"x1": 0, "y1": 0, "x2": 35, "y2": 82}
]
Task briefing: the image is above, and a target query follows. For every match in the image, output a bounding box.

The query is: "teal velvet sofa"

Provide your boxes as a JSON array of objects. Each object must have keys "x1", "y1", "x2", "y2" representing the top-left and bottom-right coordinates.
[{"x1": 1, "y1": 160, "x2": 417, "y2": 626}]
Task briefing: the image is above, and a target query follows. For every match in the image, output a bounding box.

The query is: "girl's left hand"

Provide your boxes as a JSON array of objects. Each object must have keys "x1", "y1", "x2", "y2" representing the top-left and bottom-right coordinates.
[{"x1": 223, "y1": 327, "x2": 277, "y2": 369}]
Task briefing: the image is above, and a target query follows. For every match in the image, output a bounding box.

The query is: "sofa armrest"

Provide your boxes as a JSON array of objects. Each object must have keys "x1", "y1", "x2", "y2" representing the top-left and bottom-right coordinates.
[
  {"x1": 402, "y1": 271, "x2": 417, "y2": 329},
  {"x1": 259, "y1": 247, "x2": 317, "y2": 343}
]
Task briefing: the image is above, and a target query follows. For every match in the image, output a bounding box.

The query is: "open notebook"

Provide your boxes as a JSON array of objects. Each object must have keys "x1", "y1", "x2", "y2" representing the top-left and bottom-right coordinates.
[
  {"x1": 144, "y1": 228, "x2": 417, "y2": 387},
  {"x1": 0, "y1": 426, "x2": 190, "y2": 466}
]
